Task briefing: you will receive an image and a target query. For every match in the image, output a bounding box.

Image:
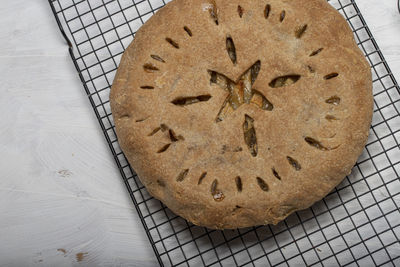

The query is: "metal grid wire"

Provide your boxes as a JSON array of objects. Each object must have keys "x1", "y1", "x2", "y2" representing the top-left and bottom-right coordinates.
[{"x1": 49, "y1": 0, "x2": 400, "y2": 266}]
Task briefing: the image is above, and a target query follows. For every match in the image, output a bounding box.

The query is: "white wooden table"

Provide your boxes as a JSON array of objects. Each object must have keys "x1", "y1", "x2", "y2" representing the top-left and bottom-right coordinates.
[{"x1": 0, "y1": 0, "x2": 399, "y2": 266}]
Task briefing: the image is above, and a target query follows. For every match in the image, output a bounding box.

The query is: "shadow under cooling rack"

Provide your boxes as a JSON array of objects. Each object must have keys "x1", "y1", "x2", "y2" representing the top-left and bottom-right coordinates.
[{"x1": 49, "y1": 0, "x2": 400, "y2": 266}]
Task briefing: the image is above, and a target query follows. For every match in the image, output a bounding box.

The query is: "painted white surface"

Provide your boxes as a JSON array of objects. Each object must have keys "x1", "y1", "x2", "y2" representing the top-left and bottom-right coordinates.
[{"x1": 0, "y1": 0, "x2": 399, "y2": 266}]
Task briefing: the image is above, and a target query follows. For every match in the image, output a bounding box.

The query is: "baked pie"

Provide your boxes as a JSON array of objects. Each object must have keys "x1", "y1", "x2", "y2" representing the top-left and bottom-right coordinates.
[{"x1": 110, "y1": 0, "x2": 373, "y2": 229}]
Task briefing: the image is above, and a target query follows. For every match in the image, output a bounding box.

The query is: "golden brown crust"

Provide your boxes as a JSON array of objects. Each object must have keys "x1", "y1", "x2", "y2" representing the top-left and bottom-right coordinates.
[{"x1": 110, "y1": 0, "x2": 373, "y2": 229}]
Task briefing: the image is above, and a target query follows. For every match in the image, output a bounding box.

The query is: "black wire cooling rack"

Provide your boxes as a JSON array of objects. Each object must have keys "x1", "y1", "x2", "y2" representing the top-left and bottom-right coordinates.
[{"x1": 49, "y1": 0, "x2": 400, "y2": 266}]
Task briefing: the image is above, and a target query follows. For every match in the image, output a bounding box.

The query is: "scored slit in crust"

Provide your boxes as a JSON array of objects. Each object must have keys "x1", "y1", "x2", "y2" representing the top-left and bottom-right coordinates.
[{"x1": 110, "y1": 0, "x2": 373, "y2": 229}]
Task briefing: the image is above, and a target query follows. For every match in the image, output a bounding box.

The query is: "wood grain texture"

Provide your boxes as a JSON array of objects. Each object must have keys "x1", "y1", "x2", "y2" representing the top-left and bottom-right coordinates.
[
  {"x1": 0, "y1": 0, "x2": 399, "y2": 266},
  {"x1": 0, "y1": 0, "x2": 156, "y2": 266}
]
